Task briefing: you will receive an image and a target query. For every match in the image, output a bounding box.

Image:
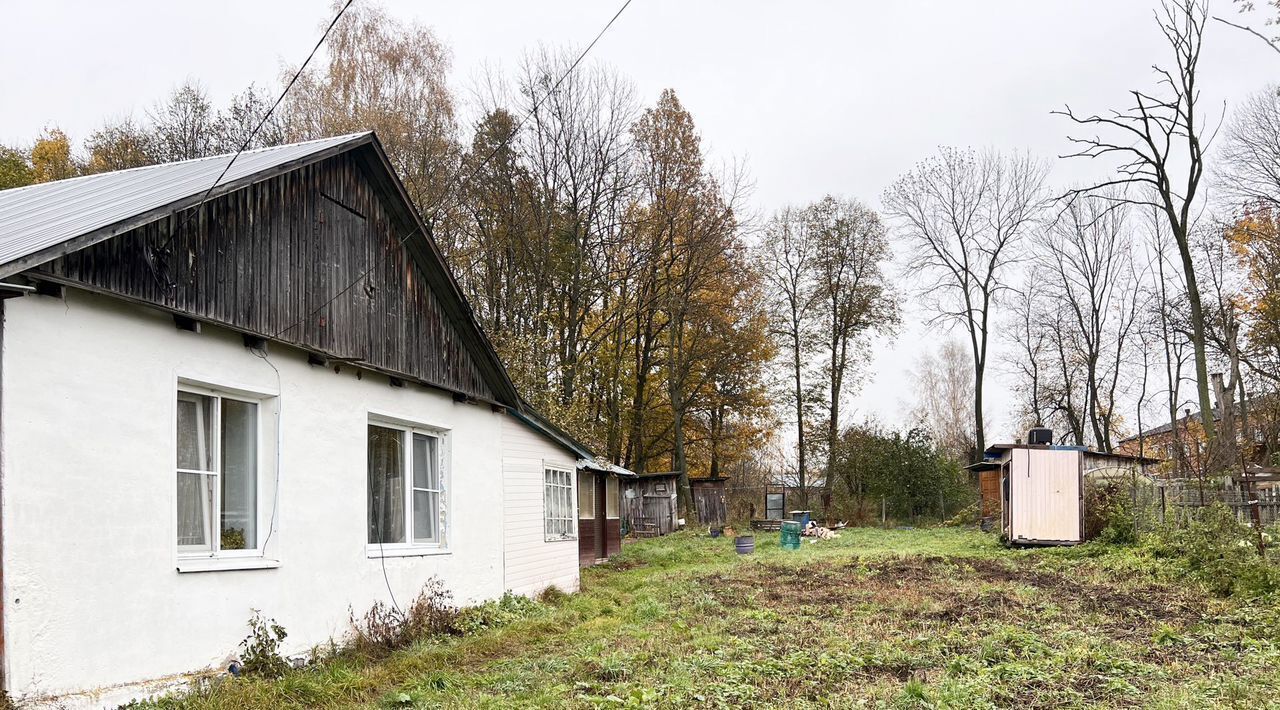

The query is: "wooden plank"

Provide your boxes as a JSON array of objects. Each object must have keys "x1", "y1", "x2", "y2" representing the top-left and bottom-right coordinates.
[{"x1": 35, "y1": 152, "x2": 498, "y2": 402}]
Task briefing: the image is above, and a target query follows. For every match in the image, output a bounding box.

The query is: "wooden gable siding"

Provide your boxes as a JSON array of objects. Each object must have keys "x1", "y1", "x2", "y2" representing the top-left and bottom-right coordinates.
[{"x1": 36, "y1": 152, "x2": 495, "y2": 401}]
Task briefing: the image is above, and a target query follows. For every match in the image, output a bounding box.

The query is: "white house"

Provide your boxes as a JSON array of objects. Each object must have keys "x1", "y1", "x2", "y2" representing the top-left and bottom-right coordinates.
[{"x1": 0, "y1": 133, "x2": 598, "y2": 705}]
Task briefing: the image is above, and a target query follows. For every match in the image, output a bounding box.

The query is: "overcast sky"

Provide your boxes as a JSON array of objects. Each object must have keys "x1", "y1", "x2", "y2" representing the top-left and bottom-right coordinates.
[{"x1": 3, "y1": 1, "x2": 1278, "y2": 441}]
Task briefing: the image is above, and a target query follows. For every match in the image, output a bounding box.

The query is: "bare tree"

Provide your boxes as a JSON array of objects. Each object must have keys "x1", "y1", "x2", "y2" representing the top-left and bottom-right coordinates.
[
  {"x1": 1005, "y1": 273, "x2": 1051, "y2": 429},
  {"x1": 883, "y1": 147, "x2": 1048, "y2": 460},
  {"x1": 1147, "y1": 205, "x2": 1194, "y2": 475},
  {"x1": 149, "y1": 81, "x2": 217, "y2": 162},
  {"x1": 758, "y1": 206, "x2": 820, "y2": 499},
  {"x1": 1218, "y1": 86, "x2": 1280, "y2": 210},
  {"x1": 1040, "y1": 196, "x2": 1143, "y2": 452},
  {"x1": 913, "y1": 339, "x2": 979, "y2": 462},
  {"x1": 1056, "y1": 0, "x2": 1222, "y2": 446}
]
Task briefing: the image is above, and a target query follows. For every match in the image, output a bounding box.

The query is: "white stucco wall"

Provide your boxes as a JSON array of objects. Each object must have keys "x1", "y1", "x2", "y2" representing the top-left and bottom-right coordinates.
[
  {"x1": 500, "y1": 416, "x2": 579, "y2": 597},
  {"x1": 0, "y1": 289, "x2": 507, "y2": 701}
]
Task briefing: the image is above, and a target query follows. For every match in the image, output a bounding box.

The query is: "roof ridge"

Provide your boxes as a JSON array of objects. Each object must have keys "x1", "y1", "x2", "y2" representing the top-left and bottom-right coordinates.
[{"x1": 0, "y1": 131, "x2": 374, "y2": 195}]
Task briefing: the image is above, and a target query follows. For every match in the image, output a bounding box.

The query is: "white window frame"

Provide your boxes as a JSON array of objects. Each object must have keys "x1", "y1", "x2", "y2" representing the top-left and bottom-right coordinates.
[
  {"x1": 175, "y1": 382, "x2": 269, "y2": 562},
  {"x1": 367, "y1": 416, "x2": 449, "y2": 557},
  {"x1": 544, "y1": 464, "x2": 577, "y2": 541}
]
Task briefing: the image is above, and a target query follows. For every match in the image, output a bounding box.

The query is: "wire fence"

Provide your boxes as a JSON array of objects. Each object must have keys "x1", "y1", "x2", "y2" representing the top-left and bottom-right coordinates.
[
  {"x1": 722, "y1": 484, "x2": 978, "y2": 528},
  {"x1": 1160, "y1": 481, "x2": 1280, "y2": 526}
]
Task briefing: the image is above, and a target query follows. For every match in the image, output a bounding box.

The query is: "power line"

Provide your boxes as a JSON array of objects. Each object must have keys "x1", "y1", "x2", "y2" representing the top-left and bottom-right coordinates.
[
  {"x1": 272, "y1": 0, "x2": 634, "y2": 340},
  {"x1": 423, "y1": 0, "x2": 635, "y2": 225},
  {"x1": 156, "y1": 0, "x2": 356, "y2": 271}
]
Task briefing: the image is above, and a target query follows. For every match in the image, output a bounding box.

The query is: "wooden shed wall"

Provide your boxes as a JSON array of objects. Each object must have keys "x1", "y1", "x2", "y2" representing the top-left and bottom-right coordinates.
[
  {"x1": 35, "y1": 151, "x2": 496, "y2": 401},
  {"x1": 690, "y1": 479, "x2": 727, "y2": 527},
  {"x1": 621, "y1": 476, "x2": 679, "y2": 536},
  {"x1": 979, "y1": 470, "x2": 1000, "y2": 518}
]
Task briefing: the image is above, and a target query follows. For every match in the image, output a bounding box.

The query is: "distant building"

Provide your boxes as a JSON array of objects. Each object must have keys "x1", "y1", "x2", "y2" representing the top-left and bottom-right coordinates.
[{"x1": 1116, "y1": 399, "x2": 1274, "y2": 476}]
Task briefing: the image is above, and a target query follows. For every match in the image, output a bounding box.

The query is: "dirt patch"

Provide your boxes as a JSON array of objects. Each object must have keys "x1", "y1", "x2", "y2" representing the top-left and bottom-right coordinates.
[{"x1": 701, "y1": 554, "x2": 1207, "y2": 644}]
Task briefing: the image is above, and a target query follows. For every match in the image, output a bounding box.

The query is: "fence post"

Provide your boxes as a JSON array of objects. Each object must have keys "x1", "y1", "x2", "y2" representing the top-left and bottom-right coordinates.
[
  {"x1": 881, "y1": 497, "x2": 886, "y2": 527},
  {"x1": 1160, "y1": 486, "x2": 1166, "y2": 524}
]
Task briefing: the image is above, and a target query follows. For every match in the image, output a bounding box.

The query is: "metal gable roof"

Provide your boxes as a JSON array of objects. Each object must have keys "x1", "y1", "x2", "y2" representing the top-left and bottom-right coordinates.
[{"x1": 0, "y1": 132, "x2": 372, "y2": 275}]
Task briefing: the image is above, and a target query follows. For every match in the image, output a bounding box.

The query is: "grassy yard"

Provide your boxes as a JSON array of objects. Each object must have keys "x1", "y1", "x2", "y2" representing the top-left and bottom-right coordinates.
[{"x1": 151, "y1": 527, "x2": 1280, "y2": 709}]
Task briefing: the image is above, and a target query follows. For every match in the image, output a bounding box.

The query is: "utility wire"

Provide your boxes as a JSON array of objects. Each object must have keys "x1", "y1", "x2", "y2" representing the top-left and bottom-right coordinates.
[
  {"x1": 272, "y1": 0, "x2": 634, "y2": 340},
  {"x1": 158, "y1": 0, "x2": 356, "y2": 265},
  {"x1": 423, "y1": 0, "x2": 635, "y2": 226}
]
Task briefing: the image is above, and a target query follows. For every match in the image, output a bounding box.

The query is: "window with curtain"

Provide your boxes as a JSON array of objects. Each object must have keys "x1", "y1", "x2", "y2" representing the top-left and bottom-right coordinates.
[
  {"x1": 176, "y1": 388, "x2": 259, "y2": 556},
  {"x1": 368, "y1": 422, "x2": 445, "y2": 548},
  {"x1": 577, "y1": 471, "x2": 594, "y2": 519},
  {"x1": 605, "y1": 475, "x2": 619, "y2": 518},
  {"x1": 545, "y1": 467, "x2": 576, "y2": 540}
]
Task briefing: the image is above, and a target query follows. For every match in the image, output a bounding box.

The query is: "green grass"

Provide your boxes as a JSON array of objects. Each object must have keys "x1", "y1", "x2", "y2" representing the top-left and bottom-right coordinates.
[{"x1": 143, "y1": 527, "x2": 1280, "y2": 709}]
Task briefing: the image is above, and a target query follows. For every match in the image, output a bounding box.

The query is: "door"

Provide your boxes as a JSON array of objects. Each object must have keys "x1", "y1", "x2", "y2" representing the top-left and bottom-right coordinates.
[{"x1": 594, "y1": 473, "x2": 606, "y2": 559}]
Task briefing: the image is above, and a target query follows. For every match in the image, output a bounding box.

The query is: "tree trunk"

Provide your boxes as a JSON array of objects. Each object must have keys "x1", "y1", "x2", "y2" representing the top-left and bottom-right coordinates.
[
  {"x1": 792, "y1": 326, "x2": 808, "y2": 497},
  {"x1": 1178, "y1": 235, "x2": 1217, "y2": 444}
]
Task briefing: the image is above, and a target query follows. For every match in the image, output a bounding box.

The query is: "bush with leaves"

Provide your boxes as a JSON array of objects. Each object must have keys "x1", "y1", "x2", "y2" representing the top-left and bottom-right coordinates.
[
  {"x1": 1149, "y1": 503, "x2": 1279, "y2": 598},
  {"x1": 1084, "y1": 479, "x2": 1138, "y2": 545},
  {"x1": 451, "y1": 592, "x2": 544, "y2": 635},
  {"x1": 239, "y1": 611, "x2": 290, "y2": 679}
]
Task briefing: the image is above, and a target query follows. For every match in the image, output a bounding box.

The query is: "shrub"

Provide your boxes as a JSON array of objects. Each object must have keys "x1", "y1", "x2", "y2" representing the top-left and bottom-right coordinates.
[
  {"x1": 1084, "y1": 479, "x2": 1138, "y2": 545},
  {"x1": 239, "y1": 611, "x2": 290, "y2": 678},
  {"x1": 1149, "y1": 503, "x2": 1279, "y2": 597},
  {"x1": 348, "y1": 577, "x2": 458, "y2": 657},
  {"x1": 538, "y1": 585, "x2": 569, "y2": 606},
  {"x1": 451, "y1": 592, "x2": 544, "y2": 635}
]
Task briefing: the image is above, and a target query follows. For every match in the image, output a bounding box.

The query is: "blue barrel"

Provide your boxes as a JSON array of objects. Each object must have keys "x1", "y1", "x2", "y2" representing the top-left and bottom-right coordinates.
[
  {"x1": 791, "y1": 510, "x2": 811, "y2": 528},
  {"x1": 734, "y1": 535, "x2": 755, "y2": 555}
]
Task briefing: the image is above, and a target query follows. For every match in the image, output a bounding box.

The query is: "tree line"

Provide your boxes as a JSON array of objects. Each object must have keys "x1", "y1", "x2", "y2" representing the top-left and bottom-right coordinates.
[
  {"x1": 17, "y1": 0, "x2": 1277, "y2": 522},
  {"x1": 0, "y1": 2, "x2": 904, "y2": 516},
  {"x1": 896, "y1": 0, "x2": 1280, "y2": 486}
]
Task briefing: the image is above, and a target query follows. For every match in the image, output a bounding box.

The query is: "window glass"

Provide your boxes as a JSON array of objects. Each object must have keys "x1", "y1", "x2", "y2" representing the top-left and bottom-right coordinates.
[
  {"x1": 177, "y1": 473, "x2": 215, "y2": 551},
  {"x1": 544, "y1": 468, "x2": 575, "y2": 539},
  {"x1": 176, "y1": 390, "x2": 263, "y2": 554},
  {"x1": 220, "y1": 399, "x2": 257, "y2": 550},
  {"x1": 411, "y1": 434, "x2": 440, "y2": 543},
  {"x1": 577, "y1": 472, "x2": 595, "y2": 518},
  {"x1": 765, "y1": 493, "x2": 785, "y2": 520},
  {"x1": 605, "y1": 476, "x2": 619, "y2": 518},
  {"x1": 368, "y1": 425, "x2": 405, "y2": 544},
  {"x1": 177, "y1": 393, "x2": 214, "y2": 472}
]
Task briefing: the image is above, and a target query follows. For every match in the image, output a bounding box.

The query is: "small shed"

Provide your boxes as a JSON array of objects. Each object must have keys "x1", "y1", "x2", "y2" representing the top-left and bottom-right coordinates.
[
  {"x1": 690, "y1": 475, "x2": 728, "y2": 527},
  {"x1": 999, "y1": 446, "x2": 1084, "y2": 545},
  {"x1": 621, "y1": 471, "x2": 680, "y2": 537},
  {"x1": 974, "y1": 433, "x2": 1163, "y2": 546}
]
